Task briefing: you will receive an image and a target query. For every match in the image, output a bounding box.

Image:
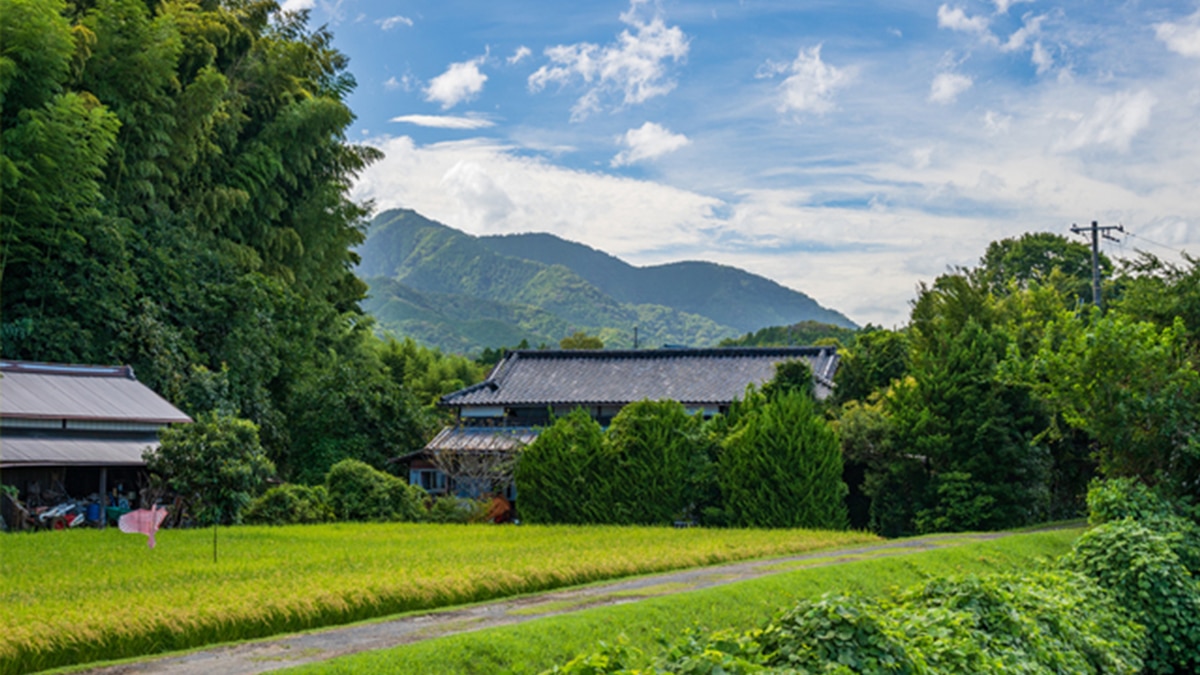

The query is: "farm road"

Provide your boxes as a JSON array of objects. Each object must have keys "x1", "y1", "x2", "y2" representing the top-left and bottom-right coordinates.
[{"x1": 72, "y1": 532, "x2": 1009, "y2": 675}]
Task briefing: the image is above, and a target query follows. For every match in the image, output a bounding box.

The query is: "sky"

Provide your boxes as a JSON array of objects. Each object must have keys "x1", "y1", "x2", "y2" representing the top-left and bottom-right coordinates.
[{"x1": 283, "y1": 0, "x2": 1200, "y2": 327}]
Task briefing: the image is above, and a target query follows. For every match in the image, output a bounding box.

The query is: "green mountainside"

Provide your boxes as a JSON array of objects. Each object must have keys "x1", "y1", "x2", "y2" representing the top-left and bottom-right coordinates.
[
  {"x1": 479, "y1": 233, "x2": 856, "y2": 332},
  {"x1": 357, "y1": 209, "x2": 854, "y2": 353}
]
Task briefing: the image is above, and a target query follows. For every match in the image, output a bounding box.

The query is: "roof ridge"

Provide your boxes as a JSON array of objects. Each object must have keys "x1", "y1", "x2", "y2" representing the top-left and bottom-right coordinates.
[{"x1": 0, "y1": 360, "x2": 136, "y2": 379}]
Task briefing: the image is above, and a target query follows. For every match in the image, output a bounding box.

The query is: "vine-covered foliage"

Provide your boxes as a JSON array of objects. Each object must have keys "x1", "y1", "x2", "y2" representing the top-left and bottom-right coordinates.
[{"x1": 0, "y1": 0, "x2": 436, "y2": 481}]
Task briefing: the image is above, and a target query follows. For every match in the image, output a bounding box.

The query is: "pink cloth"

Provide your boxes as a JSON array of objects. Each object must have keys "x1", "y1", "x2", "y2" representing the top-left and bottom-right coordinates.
[{"x1": 119, "y1": 505, "x2": 168, "y2": 548}]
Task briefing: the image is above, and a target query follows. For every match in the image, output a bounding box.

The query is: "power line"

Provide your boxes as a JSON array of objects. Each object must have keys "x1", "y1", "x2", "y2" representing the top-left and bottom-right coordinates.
[{"x1": 1070, "y1": 221, "x2": 1123, "y2": 310}]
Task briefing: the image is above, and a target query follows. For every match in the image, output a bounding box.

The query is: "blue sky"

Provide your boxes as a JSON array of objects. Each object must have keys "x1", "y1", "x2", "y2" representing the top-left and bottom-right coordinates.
[{"x1": 285, "y1": 0, "x2": 1200, "y2": 327}]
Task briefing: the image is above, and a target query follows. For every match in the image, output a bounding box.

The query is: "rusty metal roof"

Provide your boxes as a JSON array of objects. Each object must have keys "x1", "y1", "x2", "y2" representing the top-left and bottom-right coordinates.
[
  {"x1": 0, "y1": 435, "x2": 159, "y2": 467},
  {"x1": 441, "y1": 346, "x2": 839, "y2": 407},
  {"x1": 420, "y1": 426, "x2": 539, "y2": 454},
  {"x1": 0, "y1": 361, "x2": 192, "y2": 424}
]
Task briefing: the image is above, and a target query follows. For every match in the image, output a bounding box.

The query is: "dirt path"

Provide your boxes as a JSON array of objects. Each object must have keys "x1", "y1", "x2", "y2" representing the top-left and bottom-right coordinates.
[{"x1": 70, "y1": 532, "x2": 1010, "y2": 675}]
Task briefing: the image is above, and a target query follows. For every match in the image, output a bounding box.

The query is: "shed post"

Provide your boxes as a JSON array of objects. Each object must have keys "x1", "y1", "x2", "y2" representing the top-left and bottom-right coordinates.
[{"x1": 99, "y1": 467, "x2": 108, "y2": 529}]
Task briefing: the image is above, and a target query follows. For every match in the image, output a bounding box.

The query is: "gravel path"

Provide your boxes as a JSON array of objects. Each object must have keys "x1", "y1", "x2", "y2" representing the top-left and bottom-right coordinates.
[{"x1": 70, "y1": 532, "x2": 1010, "y2": 675}]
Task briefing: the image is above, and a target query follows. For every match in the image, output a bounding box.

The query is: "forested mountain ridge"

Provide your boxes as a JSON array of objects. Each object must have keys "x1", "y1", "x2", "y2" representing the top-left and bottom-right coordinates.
[
  {"x1": 480, "y1": 233, "x2": 856, "y2": 332},
  {"x1": 357, "y1": 209, "x2": 854, "y2": 352},
  {"x1": 358, "y1": 209, "x2": 743, "y2": 351}
]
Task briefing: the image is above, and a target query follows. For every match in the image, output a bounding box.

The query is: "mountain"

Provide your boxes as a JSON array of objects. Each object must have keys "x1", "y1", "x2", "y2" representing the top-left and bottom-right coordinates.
[
  {"x1": 356, "y1": 209, "x2": 855, "y2": 354},
  {"x1": 478, "y1": 234, "x2": 855, "y2": 333},
  {"x1": 357, "y1": 210, "x2": 738, "y2": 352}
]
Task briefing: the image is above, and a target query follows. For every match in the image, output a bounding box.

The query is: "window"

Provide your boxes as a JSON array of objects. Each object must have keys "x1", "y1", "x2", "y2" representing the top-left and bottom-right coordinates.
[{"x1": 409, "y1": 469, "x2": 447, "y2": 494}]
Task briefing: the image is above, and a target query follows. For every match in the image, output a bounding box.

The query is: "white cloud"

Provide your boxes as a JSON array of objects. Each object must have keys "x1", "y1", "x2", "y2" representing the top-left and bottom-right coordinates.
[
  {"x1": 992, "y1": 0, "x2": 1031, "y2": 15},
  {"x1": 425, "y1": 56, "x2": 488, "y2": 109},
  {"x1": 766, "y1": 45, "x2": 852, "y2": 116},
  {"x1": 507, "y1": 46, "x2": 532, "y2": 65},
  {"x1": 376, "y1": 15, "x2": 413, "y2": 30},
  {"x1": 390, "y1": 114, "x2": 495, "y2": 129},
  {"x1": 611, "y1": 122, "x2": 690, "y2": 167},
  {"x1": 1156, "y1": 13, "x2": 1200, "y2": 58},
  {"x1": 278, "y1": 0, "x2": 313, "y2": 12},
  {"x1": 528, "y1": 0, "x2": 689, "y2": 120},
  {"x1": 1031, "y1": 41, "x2": 1053, "y2": 74},
  {"x1": 937, "y1": 5, "x2": 990, "y2": 34},
  {"x1": 383, "y1": 75, "x2": 417, "y2": 92},
  {"x1": 929, "y1": 72, "x2": 973, "y2": 104},
  {"x1": 984, "y1": 110, "x2": 1011, "y2": 135},
  {"x1": 1056, "y1": 90, "x2": 1157, "y2": 153},
  {"x1": 1002, "y1": 14, "x2": 1045, "y2": 52}
]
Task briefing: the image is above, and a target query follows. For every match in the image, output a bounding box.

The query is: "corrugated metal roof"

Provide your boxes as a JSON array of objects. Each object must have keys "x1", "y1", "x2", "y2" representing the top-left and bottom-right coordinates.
[
  {"x1": 441, "y1": 347, "x2": 839, "y2": 407},
  {"x1": 0, "y1": 361, "x2": 192, "y2": 424},
  {"x1": 0, "y1": 435, "x2": 158, "y2": 467},
  {"x1": 422, "y1": 426, "x2": 540, "y2": 453}
]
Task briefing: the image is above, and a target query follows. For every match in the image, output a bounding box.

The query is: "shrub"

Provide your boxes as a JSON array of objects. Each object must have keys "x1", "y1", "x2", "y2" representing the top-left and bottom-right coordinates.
[
  {"x1": 515, "y1": 408, "x2": 609, "y2": 524},
  {"x1": 1086, "y1": 477, "x2": 1200, "y2": 574},
  {"x1": 1063, "y1": 518, "x2": 1200, "y2": 673},
  {"x1": 241, "y1": 484, "x2": 334, "y2": 525},
  {"x1": 324, "y1": 459, "x2": 425, "y2": 522},
  {"x1": 550, "y1": 572, "x2": 1144, "y2": 674},
  {"x1": 425, "y1": 496, "x2": 491, "y2": 524},
  {"x1": 720, "y1": 389, "x2": 848, "y2": 529},
  {"x1": 605, "y1": 400, "x2": 709, "y2": 525}
]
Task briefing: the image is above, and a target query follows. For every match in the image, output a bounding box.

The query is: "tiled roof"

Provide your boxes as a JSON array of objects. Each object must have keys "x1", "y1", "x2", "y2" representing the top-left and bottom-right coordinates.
[
  {"x1": 441, "y1": 347, "x2": 839, "y2": 407},
  {"x1": 0, "y1": 361, "x2": 192, "y2": 424}
]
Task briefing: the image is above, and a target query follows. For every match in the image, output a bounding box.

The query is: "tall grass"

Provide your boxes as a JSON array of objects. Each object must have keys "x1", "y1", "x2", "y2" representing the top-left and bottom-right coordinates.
[
  {"x1": 0, "y1": 523, "x2": 877, "y2": 674},
  {"x1": 284, "y1": 529, "x2": 1082, "y2": 675}
]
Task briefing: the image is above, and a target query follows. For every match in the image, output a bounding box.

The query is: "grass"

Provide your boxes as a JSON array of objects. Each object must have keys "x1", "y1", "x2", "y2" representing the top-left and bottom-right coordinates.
[
  {"x1": 0, "y1": 522, "x2": 877, "y2": 674},
  {"x1": 280, "y1": 529, "x2": 1082, "y2": 675}
]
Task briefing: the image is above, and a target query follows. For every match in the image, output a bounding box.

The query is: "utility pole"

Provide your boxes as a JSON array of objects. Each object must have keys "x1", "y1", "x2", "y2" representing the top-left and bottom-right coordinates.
[{"x1": 1070, "y1": 220, "x2": 1123, "y2": 310}]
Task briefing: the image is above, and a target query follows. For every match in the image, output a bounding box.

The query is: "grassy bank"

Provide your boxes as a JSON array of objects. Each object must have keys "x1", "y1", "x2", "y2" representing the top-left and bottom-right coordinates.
[
  {"x1": 0, "y1": 523, "x2": 877, "y2": 674},
  {"x1": 283, "y1": 529, "x2": 1081, "y2": 674}
]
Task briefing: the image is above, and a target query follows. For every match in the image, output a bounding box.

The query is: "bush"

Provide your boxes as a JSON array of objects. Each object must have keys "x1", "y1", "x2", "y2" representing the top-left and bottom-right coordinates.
[
  {"x1": 1063, "y1": 518, "x2": 1200, "y2": 673},
  {"x1": 324, "y1": 459, "x2": 426, "y2": 522},
  {"x1": 1086, "y1": 477, "x2": 1200, "y2": 574},
  {"x1": 241, "y1": 484, "x2": 334, "y2": 525},
  {"x1": 720, "y1": 389, "x2": 848, "y2": 529},
  {"x1": 605, "y1": 400, "x2": 709, "y2": 525},
  {"x1": 550, "y1": 572, "x2": 1144, "y2": 674},
  {"x1": 425, "y1": 496, "x2": 491, "y2": 524},
  {"x1": 515, "y1": 408, "x2": 609, "y2": 524}
]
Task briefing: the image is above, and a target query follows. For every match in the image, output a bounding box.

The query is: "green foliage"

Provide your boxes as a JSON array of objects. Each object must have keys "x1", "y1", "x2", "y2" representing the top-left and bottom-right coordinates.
[
  {"x1": 515, "y1": 408, "x2": 609, "y2": 525},
  {"x1": 1113, "y1": 251, "x2": 1200, "y2": 349},
  {"x1": 976, "y1": 232, "x2": 1105, "y2": 303},
  {"x1": 550, "y1": 569, "x2": 1144, "y2": 675},
  {"x1": 832, "y1": 329, "x2": 909, "y2": 405},
  {"x1": 605, "y1": 400, "x2": 710, "y2": 525},
  {"x1": 378, "y1": 336, "x2": 485, "y2": 407},
  {"x1": 1085, "y1": 477, "x2": 1200, "y2": 575},
  {"x1": 241, "y1": 484, "x2": 334, "y2": 525},
  {"x1": 887, "y1": 294, "x2": 1051, "y2": 534},
  {"x1": 1, "y1": 0, "x2": 427, "y2": 486},
  {"x1": 560, "y1": 330, "x2": 605, "y2": 350},
  {"x1": 761, "y1": 359, "x2": 814, "y2": 400},
  {"x1": 425, "y1": 496, "x2": 492, "y2": 524},
  {"x1": 324, "y1": 459, "x2": 425, "y2": 522},
  {"x1": 720, "y1": 320, "x2": 858, "y2": 348},
  {"x1": 1012, "y1": 308, "x2": 1200, "y2": 501},
  {"x1": 1063, "y1": 518, "x2": 1200, "y2": 673},
  {"x1": 145, "y1": 412, "x2": 275, "y2": 525},
  {"x1": 720, "y1": 389, "x2": 848, "y2": 529}
]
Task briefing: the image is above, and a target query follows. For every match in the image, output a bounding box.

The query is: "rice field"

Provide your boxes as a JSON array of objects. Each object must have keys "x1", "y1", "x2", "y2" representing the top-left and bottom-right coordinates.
[{"x1": 0, "y1": 523, "x2": 878, "y2": 674}]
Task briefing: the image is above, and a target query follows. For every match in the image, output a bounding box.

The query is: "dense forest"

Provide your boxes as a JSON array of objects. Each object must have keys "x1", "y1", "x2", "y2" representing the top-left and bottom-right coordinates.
[
  {"x1": 830, "y1": 234, "x2": 1200, "y2": 533},
  {"x1": 0, "y1": 0, "x2": 479, "y2": 483}
]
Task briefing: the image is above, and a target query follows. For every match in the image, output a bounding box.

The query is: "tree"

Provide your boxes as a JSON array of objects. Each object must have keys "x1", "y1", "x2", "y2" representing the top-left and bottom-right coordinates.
[
  {"x1": 720, "y1": 389, "x2": 848, "y2": 529},
  {"x1": 833, "y1": 329, "x2": 909, "y2": 405},
  {"x1": 1012, "y1": 309, "x2": 1200, "y2": 503},
  {"x1": 559, "y1": 331, "x2": 604, "y2": 350},
  {"x1": 514, "y1": 408, "x2": 609, "y2": 524},
  {"x1": 144, "y1": 412, "x2": 274, "y2": 525},
  {"x1": 976, "y1": 232, "x2": 1105, "y2": 304},
  {"x1": 605, "y1": 400, "x2": 710, "y2": 525}
]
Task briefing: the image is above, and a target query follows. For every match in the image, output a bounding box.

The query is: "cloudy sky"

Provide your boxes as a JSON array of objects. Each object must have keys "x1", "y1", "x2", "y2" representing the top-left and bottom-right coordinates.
[{"x1": 285, "y1": 0, "x2": 1200, "y2": 327}]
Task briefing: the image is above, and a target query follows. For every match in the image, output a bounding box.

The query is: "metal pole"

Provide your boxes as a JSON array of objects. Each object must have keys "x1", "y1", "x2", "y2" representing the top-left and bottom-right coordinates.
[{"x1": 1090, "y1": 221, "x2": 1101, "y2": 310}]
